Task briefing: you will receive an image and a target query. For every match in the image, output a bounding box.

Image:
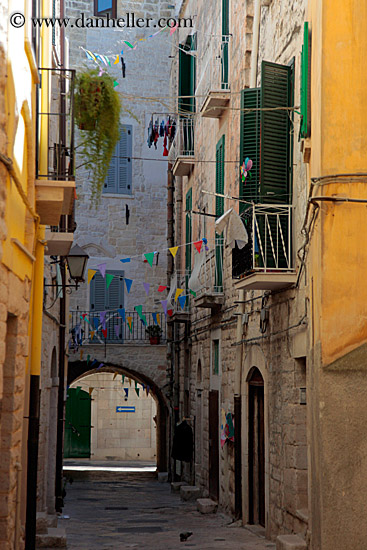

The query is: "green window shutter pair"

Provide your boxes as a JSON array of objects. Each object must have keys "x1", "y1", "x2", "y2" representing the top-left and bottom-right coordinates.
[
  {"x1": 179, "y1": 36, "x2": 196, "y2": 114},
  {"x1": 90, "y1": 270, "x2": 124, "y2": 311},
  {"x1": 240, "y1": 60, "x2": 294, "y2": 206},
  {"x1": 300, "y1": 22, "x2": 310, "y2": 139},
  {"x1": 104, "y1": 125, "x2": 133, "y2": 195},
  {"x1": 221, "y1": 0, "x2": 229, "y2": 89},
  {"x1": 185, "y1": 188, "x2": 192, "y2": 273},
  {"x1": 215, "y1": 136, "x2": 225, "y2": 291}
]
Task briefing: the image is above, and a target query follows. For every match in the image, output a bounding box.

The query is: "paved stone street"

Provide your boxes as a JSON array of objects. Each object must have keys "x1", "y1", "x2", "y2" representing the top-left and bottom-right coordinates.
[{"x1": 59, "y1": 471, "x2": 276, "y2": 550}]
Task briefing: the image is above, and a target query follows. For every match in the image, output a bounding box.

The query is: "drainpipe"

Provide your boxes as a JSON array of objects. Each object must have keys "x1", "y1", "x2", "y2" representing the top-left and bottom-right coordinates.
[
  {"x1": 234, "y1": 0, "x2": 261, "y2": 519},
  {"x1": 25, "y1": 227, "x2": 46, "y2": 550},
  {"x1": 167, "y1": 163, "x2": 175, "y2": 475}
]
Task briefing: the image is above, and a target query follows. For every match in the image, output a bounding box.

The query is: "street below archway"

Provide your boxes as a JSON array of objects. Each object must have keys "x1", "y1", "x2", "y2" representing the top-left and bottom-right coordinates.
[{"x1": 59, "y1": 467, "x2": 275, "y2": 550}]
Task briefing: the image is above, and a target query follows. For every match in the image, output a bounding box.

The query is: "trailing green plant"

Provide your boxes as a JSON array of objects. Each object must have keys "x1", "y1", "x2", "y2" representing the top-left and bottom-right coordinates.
[
  {"x1": 145, "y1": 325, "x2": 163, "y2": 338},
  {"x1": 74, "y1": 69, "x2": 121, "y2": 205}
]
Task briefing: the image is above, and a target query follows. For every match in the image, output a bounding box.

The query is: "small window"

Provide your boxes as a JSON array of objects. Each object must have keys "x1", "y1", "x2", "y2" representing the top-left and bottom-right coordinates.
[
  {"x1": 94, "y1": 0, "x2": 117, "y2": 17},
  {"x1": 103, "y1": 125, "x2": 133, "y2": 195},
  {"x1": 212, "y1": 339, "x2": 220, "y2": 375}
]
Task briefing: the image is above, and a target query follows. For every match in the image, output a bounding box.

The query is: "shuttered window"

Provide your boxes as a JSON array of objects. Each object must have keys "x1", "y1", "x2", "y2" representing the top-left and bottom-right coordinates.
[
  {"x1": 179, "y1": 36, "x2": 196, "y2": 114},
  {"x1": 215, "y1": 136, "x2": 225, "y2": 291},
  {"x1": 89, "y1": 270, "x2": 124, "y2": 311},
  {"x1": 103, "y1": 125, "x2": 132, "y2": 195},
  {"x1": 185, "y1": 188, "x2": 192, "y2": 274},
  {"x1": 239, "y1": 60, "x2": 294, "y2": 205},
  {"x1": 221, "y1": 0, "x2": 229, "y2": 89},
  {"x1": 300, "y1": 22, "x2": 310, "y2": 139}
]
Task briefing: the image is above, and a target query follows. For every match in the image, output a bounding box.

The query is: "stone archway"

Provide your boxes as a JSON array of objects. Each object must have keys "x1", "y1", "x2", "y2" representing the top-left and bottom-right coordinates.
[{"x1": 67, "y1": 361, "x2": 169, "y2": 472}]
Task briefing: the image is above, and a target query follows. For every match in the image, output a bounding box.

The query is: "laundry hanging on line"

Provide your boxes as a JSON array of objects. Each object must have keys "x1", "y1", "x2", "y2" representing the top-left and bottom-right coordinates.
[{"x1": 147, "y1": 116, "x2": 176, "y2": 155}]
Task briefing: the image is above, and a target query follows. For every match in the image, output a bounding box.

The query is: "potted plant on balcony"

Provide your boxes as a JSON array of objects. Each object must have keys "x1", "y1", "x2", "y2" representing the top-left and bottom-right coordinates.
[
  {"x1": 145, "y1": 324, "x2": 163, "y2": 345},
  {"x1": 74, "y1": 68, "x2": 121, "y2": 204}
]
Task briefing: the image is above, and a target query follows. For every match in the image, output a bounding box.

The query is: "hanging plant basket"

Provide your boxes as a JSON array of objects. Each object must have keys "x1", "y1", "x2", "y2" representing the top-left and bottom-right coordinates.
[{"x1": 74, "y1": 69, "x2": 121, "y2": 204}]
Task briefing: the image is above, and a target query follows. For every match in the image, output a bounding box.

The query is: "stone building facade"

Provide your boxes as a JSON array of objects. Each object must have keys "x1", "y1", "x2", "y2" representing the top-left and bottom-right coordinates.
[
  {"x1": 168, "y1": 0, "x2": 309, "y2": 545},
  {"x1": 64, "y1": 0, "x2": 176, "y2": 468}
]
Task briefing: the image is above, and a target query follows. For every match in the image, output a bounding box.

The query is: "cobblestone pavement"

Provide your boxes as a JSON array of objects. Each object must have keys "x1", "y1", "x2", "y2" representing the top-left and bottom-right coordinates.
[{"x1": 59, "y1": 471, "x2": 276, "y2": 550}]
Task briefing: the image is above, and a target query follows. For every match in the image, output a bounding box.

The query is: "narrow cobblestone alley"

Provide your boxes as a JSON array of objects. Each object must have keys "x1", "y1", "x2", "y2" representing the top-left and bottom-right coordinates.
[{"x1": 59, "y1": 470, "x2": 276, "y2": 550}]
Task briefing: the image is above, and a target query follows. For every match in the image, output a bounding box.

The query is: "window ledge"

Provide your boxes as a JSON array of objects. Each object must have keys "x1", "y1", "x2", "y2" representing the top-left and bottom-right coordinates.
[{"x1": 102, "y1": 193, "x2": 133, "y2": 199}]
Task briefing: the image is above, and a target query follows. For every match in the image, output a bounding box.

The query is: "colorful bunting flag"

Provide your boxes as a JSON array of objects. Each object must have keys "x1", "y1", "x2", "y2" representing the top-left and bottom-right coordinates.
[
  {"x1": 146, "y1": 386, "x2": 150, "y2": 396},
  {"x1": 175, "y1": 288, "x2": 184, "y2": 302},
  {"x1": 81, "y1": 313, "x2": 88, "y2": 320},
  {"x1": 97, "y1": 263, "x2": 106, "y2": 278},
  {"x1": 144, "y1": 252, "x2": 155, "y2": 267},
  {"x1": 178, "y1": 295, "x2": 187, "y2": 310},
  {"x1": 88, "y1": 269, "x2": 97, "y2": 284},
  {"x1": 194, "y1": 240, "x2": 203, "y2": 254},
  {"x1": 102, "y1": 328, "x2": 107, "y2": 339},
  {"x1": 80, "y1": 349, "x2": 84, "y2": 360},
  {"x1": 135, "y1": 388, "x2": 140, "y2": 397},
  {"x1": 161, "y1": 300, "x2": 168, "y2": 315},
  {"x1": 97, "y1": 363, "x2": 104, "y2": 370},
  {"x1": 158, "y1": 285, "x2": 167, "y2": 292},
  {"x1": 91, "y1": 359, "x2": 98, "y2": 368},
  {"x1": 106, "y1": 273, "x2": 114, "y2": 289},
  {"x1": 114, "y1": 325, "x2": 120, "y2": 338},
  {"x1": 170, "y1": 23, "x2": 178, "y2": 35},
  {"x1": 169, "y1": 246, "x2": 178, "y2": 258},
  {"x1": 113, "y1": 373, "x2": 118, "y2": 380},
  {"x1": 118, "y1": 308, "x2": 125, "y2": 321},
  {"x1": 190, "y1": 290, "x2": 197, "y2": 298},
  {"x1": 122, "y1": 375, "x2": 125, "y2": 383},
  {"x1": 113, "y1": 80, "x2": 119, "y2": 87},
  {"x1": 167, "y1": 309, "x2": 173, "y2": 317},
  {"x1": 100, "y1": 311, "x2": 107, "y2": 324},
  {"x1": 87, "y1": 354, "x2": 91, "y2": 365},
  {"x1": 143, "y1": 282, "x2": 150, "y2": 296},
  {"x1": 90, "y1": 330, "x2": 95, "y2": 340},
  {"x1": 157, "y1": 313, "x2": 160, "y2": 326},
  {"x1": 93, "y1": 318, "x2": 99, "y2": 330},
  {"x1": 125, "y1": 278, "x2": 133, "y2": 293},
  {"x1": 89, "y1": 387, "x2": 94, "y2": 395},
  {"x1": 124, "y1": 41, "x2": 134, "y2": 48},
  {"x1": 127, "y1": 316, "x2": 133, "y2": 332},
  {"x1": 120, "y1": 258, "x2": 131, "y2": 263},
  {"x1": 114, "y1": 55, "x2": 119, "y2": 64},
  {"x1": 152, "y1": 312, "x2": 158, "y2": 325},
  {"x1": 124, "y1": 388, "x2": 129, "y2": 398}
]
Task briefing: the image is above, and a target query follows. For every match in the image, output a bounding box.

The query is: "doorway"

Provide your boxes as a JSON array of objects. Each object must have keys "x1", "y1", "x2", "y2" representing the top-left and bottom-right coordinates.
[
  {"x1": 248, "y1": 368, "x2": 265, "y2": 526},
  {"x1": 209, "y1": 389, "x2": 219, "y2": 501},
  {"x1": 64, "y1": 388, "x2": 91, "y2": 458}
]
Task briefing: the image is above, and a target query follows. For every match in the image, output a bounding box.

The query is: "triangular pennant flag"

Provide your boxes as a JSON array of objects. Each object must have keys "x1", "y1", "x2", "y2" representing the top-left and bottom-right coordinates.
[
  {"x1": 146, "y1": 386, "x2": 150, "y2": 396},
  {"x1": 125, "y1": 278, "x2": 133, "y2": 293},
  {"x1": 127, "y1": 317, "x2": 133, "y2": 332},
  {"x1": 100, "y1": 311, "x2": 107, "y2": 324},
  {"x1": 158, "y1": 285, "x2": 167, "y2": 292},
  {"x1": 157, "y1": 313, "x2": 160, "y2": 326},
  {"x1": 161, "y1": 300, "x2": 168, "y2": 315},
  {"x1": 122, "y1": 375, "x2": 125, "y2": 383},
  {"x1": 97, "y1": 263, "x2": 106, "y2": 278},
  {"x1": 113, "y1": 80, "x2": 119, "y2": 87},
  {"x1": 81, "y1": 313, "x2": 88, "y2": 320},
  {"x1": 124, "y1": 41, "x2": 134, "y2": 48},
  {"x1": 135, "y1": 388, "x2": 140, "y2": 397},
  {"x1": 90, "y1": 331, "x2": 95, "y2": 340},
  {"x1": 113, "y1": 373, "x2": 118, "y2": 380},
  {"x1": 178, "y1": 295, "x2": 187, "y2": 310},
  {"x1": 124, "y1": 388, "x2": 129, "y2": 398},
  {"x1": 194, "y1": 240, "x2": 203, "y2": 254},
  {"x1": 106, "y1": 273, "x2": 114, "y2": 289},
  {"x1": 128, "y1": 378, "x2": 132, "y2": 386},
  {"x1": 93, "y1": 318, "x2": 99, "y2": 330},
  {"x1": 80, "y1": 349, "x2": 84, "y2": 360},
  {"x1": 169, "y1": 246, "x2": 178, "y2": 258},
  {"x1": 135, "y1": 381, "x2": 138, "y2": 388},
  {"x1": 142, "y1": 315, "x2": 147, "y2": 326},
  {"x1": 135, "y1": 305, "x2": 143, "y2": 318},
  {"x1": 87, "y1": 354, "x2": 91, "y2": 365},
  {"x1": 102, "y1": 328, "x2": 107, "y2": 338},
  {"x1": 114, "y1": 55, "x2": 119, "y2": 64},
  {"x1": 97, "y1": 363, "x2": 104, "y2": 370},
  {"x1": 152, "y1": 313, "x2": 158, "y2": 325},
  {"x1": 143, "y1": 283, "x2": 150, "y2": 296},
  {"x1": 89, "y1": 387, "x2": 94, "y2": 396},
  {"x1": 144, "y1": 253, "x2": 155, "y2": 267},
  {"x1": 114, "y1": 325, "x2": 120, "y2": 338},
  {"x1": 175, "y1": 288, "x2": 184, "y2": 302},
  {"x1": 91, "y1": 359, "x2": 98, "y2": 368},
  {"x1": 167, "y1": 309, "x2": 173, "y2": 317},
  {"x1": 120, "y1": 258, "x2": 131, "y2": 263},
  {"x1": 190, "y1": 290, "x2": 197, "y2": 298},
  {"x1": 142, "y1": 384, "x2": 145, "y2": 392},
  {"x1": 118, "y1": 308, "x2": 125, "y2": 322},
  {"x1": 88, "y1": 270, "x2": 97, "y2": 284}
]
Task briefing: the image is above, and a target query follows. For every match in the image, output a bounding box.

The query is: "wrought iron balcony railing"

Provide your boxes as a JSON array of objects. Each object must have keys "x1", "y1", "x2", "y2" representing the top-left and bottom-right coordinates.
[
  {"x1": 168, "y1": 116, "x2": 195, "y2": 160},
  {"x1": 36, "y1": 67, "x2": 75, "y2": 181},
  {"x1": 188, "y1": 237, "x2": 225, "y2": 308},
  {"x1": 232, "y1": 204, "x2": 294, "y2": 279},
  {"x1": 70, "y1": 310, "x2": 167, "y2": 346}
]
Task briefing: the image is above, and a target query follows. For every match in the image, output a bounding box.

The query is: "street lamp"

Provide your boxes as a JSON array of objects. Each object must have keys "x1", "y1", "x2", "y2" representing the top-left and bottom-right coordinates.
[{"x1": 65, "y1": 244, "x2": 89, "y2": 287}]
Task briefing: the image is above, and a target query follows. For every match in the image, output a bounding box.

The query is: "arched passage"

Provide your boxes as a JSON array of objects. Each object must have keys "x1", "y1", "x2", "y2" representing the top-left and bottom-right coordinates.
[{"x1": 67, "y1": 361, "x2": 169, "y2": 472}]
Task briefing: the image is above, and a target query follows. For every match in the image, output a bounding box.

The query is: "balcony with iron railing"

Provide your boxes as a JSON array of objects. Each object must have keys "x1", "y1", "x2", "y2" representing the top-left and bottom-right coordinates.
[
  {"x1": 166, "y1": 270, "x2": 191, "y2": 323},
  {"x1": 195, "y1": 36, "x2": 231, "y2": 118},
  {"x1": 188, "y1": 237, "x2": 225, "y2": 309},
  {"x1": 70, "y1": 310, "x2": 167, "y2": 346},
  {"x1": 168, "y1": 116, "x2": 195, "y2": 177},
  {"x1": 45, "y1": 213, "x2": 76, "y2": 256},
  {"x1": 232, "y1": 204, "x2": 297, "y2": 291},
  {"x1": 36, "y1": 67, "x2": 76, "y2": 226}
]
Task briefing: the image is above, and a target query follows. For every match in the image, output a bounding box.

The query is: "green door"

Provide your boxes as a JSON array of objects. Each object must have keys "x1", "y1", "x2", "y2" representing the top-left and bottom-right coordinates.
[{"x1": 64, "y1": 387, "x2": 91, "y2": 458}]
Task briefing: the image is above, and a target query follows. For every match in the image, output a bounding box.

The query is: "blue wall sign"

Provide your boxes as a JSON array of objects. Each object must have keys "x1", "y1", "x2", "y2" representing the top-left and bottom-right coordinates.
[{"x1": 116, "y1": 406, "x2": 135, "y2": 413}]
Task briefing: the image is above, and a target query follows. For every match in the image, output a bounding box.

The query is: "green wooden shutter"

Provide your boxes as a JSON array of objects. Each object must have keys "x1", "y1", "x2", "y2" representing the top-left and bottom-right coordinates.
[
  {"x1": 239, "y1": 88, "x2": 260, "y2": 211},
  {"x1": 221, "y1": 0, "x2": 229, "y2": 89},
  {"x1": 90, "y1": 273, "x2": 106, "y2": 311},
  {"x1": 300, "y1": 22, "x2": 310, "y2": 139},
  {"x1": 179, "y1": 36, "x2": 196, "y2": 114},
  {"x1": 260, "y1": 61, "x2": 292, "y2": 204},
  {"x1": 118, "y1": 125, "x2": 132, "y2": 195},
  {"x1": 106, "y1": 270, "x2": 124, "y2": 310},
  {"x1": 215, "y1": 136, "x2": 225, "y2": 292},
  {"x1": 185, "y1": 188, "x2": 192, "y2": 274}
]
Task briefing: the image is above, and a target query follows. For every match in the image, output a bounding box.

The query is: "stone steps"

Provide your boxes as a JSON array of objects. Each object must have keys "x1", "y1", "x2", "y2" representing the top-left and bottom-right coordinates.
[{"x1": 276, "y1": 534, "x2": 307, "y2": 550}]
